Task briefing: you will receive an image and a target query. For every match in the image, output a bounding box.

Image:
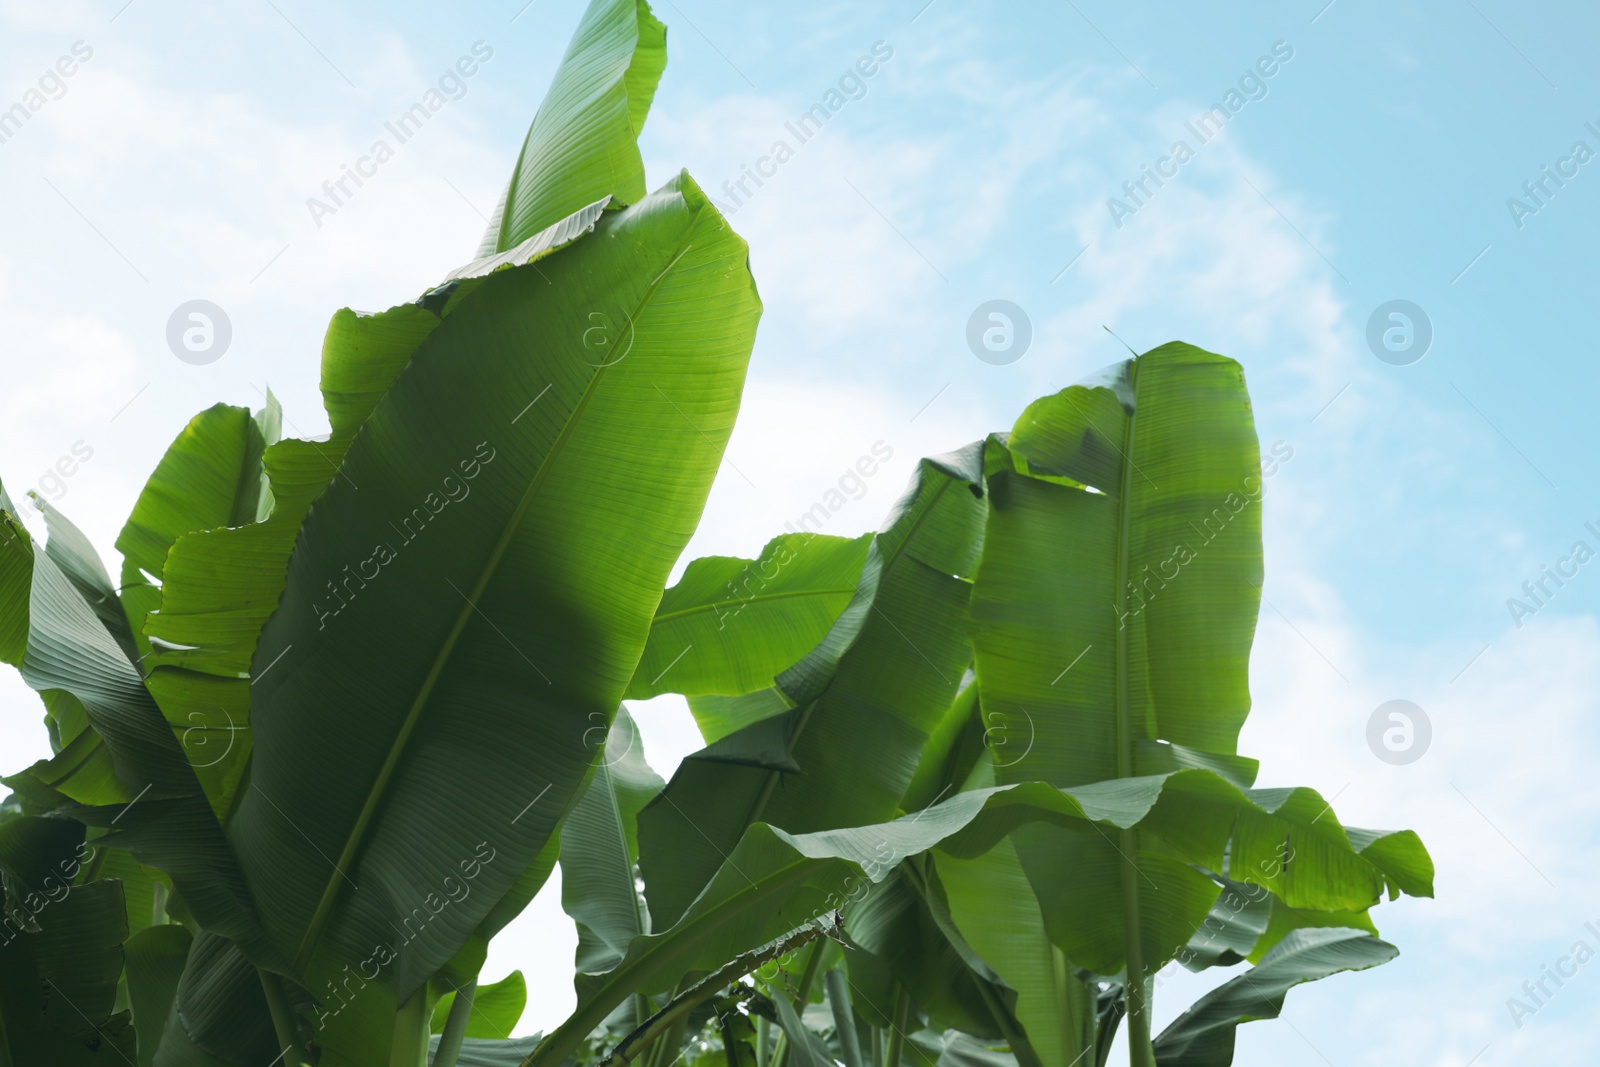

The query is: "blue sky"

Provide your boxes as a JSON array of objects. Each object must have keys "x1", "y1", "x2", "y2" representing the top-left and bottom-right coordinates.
[{"x1": 2, "y1": 0, "x2": 1598, "y2": 1062}]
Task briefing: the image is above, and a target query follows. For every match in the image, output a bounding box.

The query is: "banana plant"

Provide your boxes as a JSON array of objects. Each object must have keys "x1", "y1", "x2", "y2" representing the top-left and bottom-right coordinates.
[
  {"x1": 2, "y1": 0, "x2": 757, "y2": 1062},
  {"x1": 0, "y1": 0, "x2": 1435, "y2": 1063},
  {"x1": 580, "y1": 348, "x2": 1430, "y2": 1067}
]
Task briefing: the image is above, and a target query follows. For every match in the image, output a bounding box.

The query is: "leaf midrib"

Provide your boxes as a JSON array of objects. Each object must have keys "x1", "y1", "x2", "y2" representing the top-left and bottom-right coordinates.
[
  {"x1": 650, "y1": 585, "x2": 862, "y2": 626},
  {"x1": 293, "y1": 210, "x2": 703, "y2": 976}
]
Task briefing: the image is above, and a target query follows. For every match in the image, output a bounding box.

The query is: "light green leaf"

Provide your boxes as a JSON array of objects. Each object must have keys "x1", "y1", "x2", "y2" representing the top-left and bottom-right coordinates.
[
  {"x1": 936, "y1": 840, "x2": 1096, "y2": 1067},
  {"x1": 431, "y1": 1034, "x2": 543, "y2": 1067},
  {"x1": 638, "y1": 445, "x2": 987, "y2": 929},
  {"x1": 229, "y1": 173, "x2": 760, "y2": 1006},
  {"x1": 540, "y1": 770, "x2": 1427, "y2": 1067},
  {"x1": 562, "y1": 708, "x2": 662, "y2": 985},
  {"x1": 431, "y1": 971, "x2": 527, "y2": 1039},
  {"x1": 480, "y1": 0, "x2": 665, "y2": 255},
  {"x1": 771, "y1": 988, "x2": 834, "y2": 1067},
  {"x1": 29, "y1": 495, "x2": 140, "y2": 666},
  {"x1": 936, "y1": 1033, "x2": 1018, "y2": 1067},
  {"x1": 971, "y1": 345, "x2": 1430, "y2": 1014},
  {"x1": 116, "y1": 399, "x2": 278, "y2": 665},
  {"x1": 627, "y1": 532, "x2": 872, "y2": 701}
]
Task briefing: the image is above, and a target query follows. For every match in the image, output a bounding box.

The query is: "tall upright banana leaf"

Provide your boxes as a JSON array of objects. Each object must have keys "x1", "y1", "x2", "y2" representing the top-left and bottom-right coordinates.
[
  {"x1": 229, "y1": 171, "x2": 760, "y2": 1013},
  {"x1": 478, "y1": 0, "x2": 666, "y2": 255},
  {"x1": 971, "y1": 344, "x2": 1432, "y2": 1062}
]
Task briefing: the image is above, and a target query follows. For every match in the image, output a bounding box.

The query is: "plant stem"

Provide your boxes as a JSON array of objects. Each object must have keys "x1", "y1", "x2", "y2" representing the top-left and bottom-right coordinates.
[
  {"x1": 566, "y1": 921, "x2": 832, "y2": 1067},
  {"x1": 1112, "y1": 361, "x2": 1155, "y2": 1067},
  {"x1": 635, "y1": 993, "x2": 653, "y2": 1032},
  {"x1": 756, "y1": 1015, "x2": 771, "y2": 1067},
  {"x1": 391, "y1": 987, "x2": 431, "y2": 1067},
  {"x1": 824, "y1": 969, "x2": 862, "y2": 1067},
  {"x1": 258, "y1": 969, "x2": 307, "y2": 1067},
  {"x1": 434, "y1": 979, "x2": 477, "y2": 1067},
  {"x1": 883, "y1": 989, "x2": 910, "y2": 1067},
  {"x1": 719, "y1": 1003, "x2": 745, "y2": 1067},
  {"x1": 645, "y1": 1017, "x2": 688, "y2": 1067}
]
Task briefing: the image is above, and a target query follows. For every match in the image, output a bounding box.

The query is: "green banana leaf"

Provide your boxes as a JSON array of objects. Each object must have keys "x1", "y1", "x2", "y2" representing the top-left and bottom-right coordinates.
[
  {"x1": 532, "y1": 770, "x2": 1419, "y2": 1067},
  {"x1": 138, "y1": 318, "x2": 440, "y2": 822},
  {"x1": 129, "y1": 195, "x2": 609, "y2": 864},
  {"x1": 0, "y1": 485, "x2": 31, "y2": 667},
  {"x1": 844, "y1": 863, "x2": 1009, "y2": 1041},
  {"x1": 561, "y1": 708, "x2": 662, "y2": 985},
  {"x1": 228, "y1": 172, "x2": 760, "y2": 1014},
  {"x1": 0, "y1": 509, "x2": 276, "y2": 967},
  {"x1": 0, "y1": 878, "x2": 135, "y2": 1064},
  {"x1": 901, "y1": 676, "x2": 987, "y2": 815},
  {"x1": 936, "y1": 1033, "x2": 1018, "y2": 1067},
  {"x1": 771, "y1": 990, "x2": 834, "y2": 1067},
  {"x1": 116, "y1": 398, "x2": 279, "y2": 668},
  {"x1": 626, "y1": 532, "x2": 872, "y2": 701},
  {"x1": 1152, "y1": 928, "x2": 1397, "y2": 1065},
  {"x1": 164, "y1": 931, "x2": 280, "y2": 1065},
  {"x1": 1178, "y1": 875, "x2": 1377, "y2": 973},
  {"x1": 478, "y1": 0, "x2": 665, "y2": 256},
  {"x1": 124, "y1": 924, "x2": 190, "y2": 1067},
  {"x1": 637, "y1": 445, "x2": 988, "y2": 929},
  {"x1": 430, "y1": 1033, "x2": 543, "y2": 1067},
  {"x1": 431, "y1": 970, "x2": 527, "y2": 1039},
  {"x1": 29, "y1": 496, "x2": 140, "y2": 665},
  {"x1": 0, "y1": 812, "x2": 85, "y2": 928},
  {"x1": 969, "y1": 345, "x2": 1430, "y2": 1006},
  {"x1": 935, "y1": 840, "x2": 1096, "y2": 1067},
  {"x1": 975, "y1": 345, "x2": 1262, "y2": 792}
]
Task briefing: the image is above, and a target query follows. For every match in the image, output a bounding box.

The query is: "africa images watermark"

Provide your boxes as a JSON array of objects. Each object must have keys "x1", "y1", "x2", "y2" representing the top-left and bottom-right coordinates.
[
  {"x1": 710, "y1": 40, "x2": 894, "y2": 216},
  {"x1": 1106, "y1": 40, "x2": 1296, "y2": 229},
  {"x1": 0, "y1": 840, "x2": 93, "y2": 946},
  {"x1": 306, "y1": 41, "x2": 495, "y2": 228},
  {"x1": 781, "y1": 440, "x2": 895, "y2": 538},
  {"x1": 314, "y1": 840, "x2": 498, "y2": 1030},
  {"x1": 0, "y1": 40, "x2": 93, "y2": 147},
  {"x1": 1505, "y1": 520, "x2": 1600, "y2": 628},
  {"x1": 1505, "y1": 120, "x2": 1600, "y2": 231},
  {"x1": 312, "y1": 441, "x2": 498, "y2": 629},
  {"x1": 1506, "y1": 919, "x2": 1600, "y2": 1029},
  {"x1": 1154, "y1": 844, "x2": 1297, "y2": 991},
  {"x1": 32, "y1": 439, "x2": 93, "y2": 501}
]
